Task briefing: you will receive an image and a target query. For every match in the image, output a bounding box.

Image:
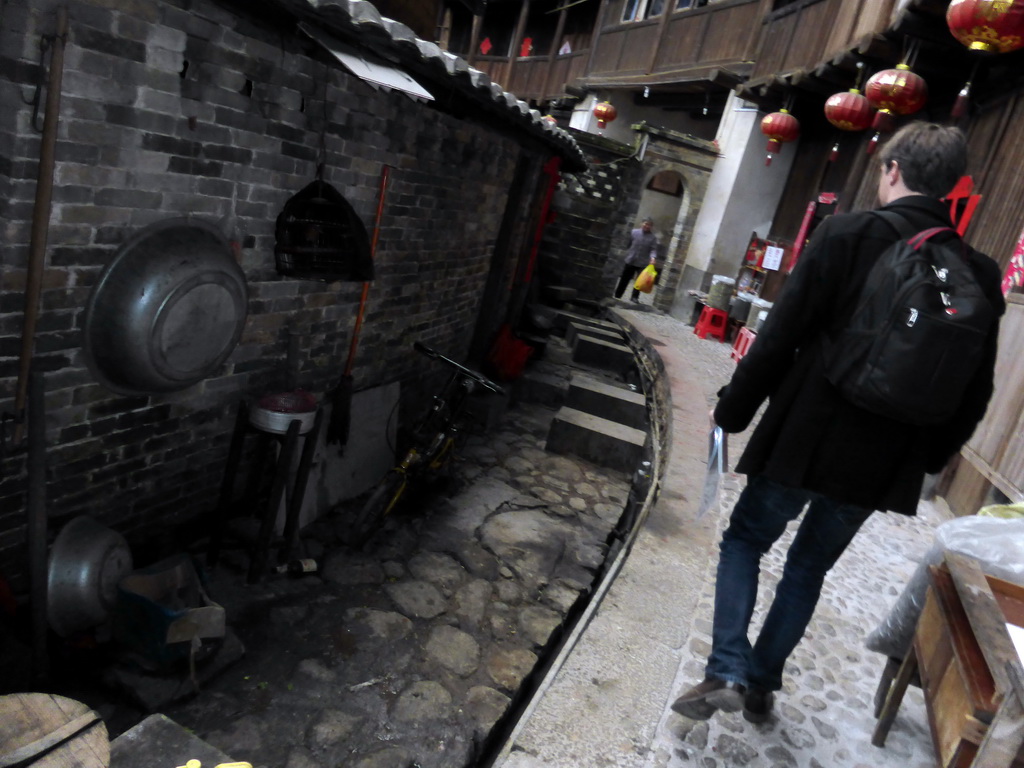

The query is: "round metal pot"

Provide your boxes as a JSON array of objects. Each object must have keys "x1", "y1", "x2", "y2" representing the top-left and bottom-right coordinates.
[
  {"x1": 83, "y1": 218, "x2": 248, "y2": 395},
  {"x1": 47, "y1": 516, "x2": 133, "y2": 638}
]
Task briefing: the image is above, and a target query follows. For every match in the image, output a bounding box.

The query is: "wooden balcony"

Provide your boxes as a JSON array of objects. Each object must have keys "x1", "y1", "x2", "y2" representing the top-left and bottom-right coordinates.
[
  {"x1": 748, "y1": 0, "x2": 896, "y2": 83},
  {"x1": 473, "y1": 51, "x2": 590, "y2": 102},
  {"x1": 582, "y1": 0, "x2": 761, "y2": 90}
]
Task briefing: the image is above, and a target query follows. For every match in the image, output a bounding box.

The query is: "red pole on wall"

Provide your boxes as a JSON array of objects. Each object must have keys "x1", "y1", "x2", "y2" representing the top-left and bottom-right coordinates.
[{"x1": 523, "y1": 156, "x2": 562, "y2": 284}]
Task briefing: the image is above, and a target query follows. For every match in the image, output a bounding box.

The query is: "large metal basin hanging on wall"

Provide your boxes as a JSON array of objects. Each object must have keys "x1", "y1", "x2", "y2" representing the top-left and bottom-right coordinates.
[
  {"x1": 274, "y1": 178, "x2": 373, "y2": 281},
  {"x1": 83, "y1": 218, "x2": 248, "y2": 395}
]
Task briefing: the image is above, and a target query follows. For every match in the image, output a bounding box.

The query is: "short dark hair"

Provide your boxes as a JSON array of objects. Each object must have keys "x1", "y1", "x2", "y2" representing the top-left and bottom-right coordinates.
[{"x1": 879, "y1": 122, "x2": 966, "y2": 198}]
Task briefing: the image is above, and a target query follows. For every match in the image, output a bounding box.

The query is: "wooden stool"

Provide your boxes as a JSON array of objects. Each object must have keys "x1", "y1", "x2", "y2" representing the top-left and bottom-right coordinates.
[
  {"x1": 694, "y1": 306, "x2": 729, "y2": 342},
  {"x1": 732, "y1": 326, "x2": 757, "y2": 361}
]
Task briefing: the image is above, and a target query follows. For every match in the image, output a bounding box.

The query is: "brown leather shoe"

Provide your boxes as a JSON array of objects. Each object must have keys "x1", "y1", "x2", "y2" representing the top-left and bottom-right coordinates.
[{"x1": 671, "y1": 678, "x2": 746, "y2": 720}]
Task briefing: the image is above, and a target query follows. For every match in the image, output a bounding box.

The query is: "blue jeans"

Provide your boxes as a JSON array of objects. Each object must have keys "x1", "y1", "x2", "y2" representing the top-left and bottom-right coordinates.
[{"x1": 705, "y1": 475, "x2": 873, "y2": 691}]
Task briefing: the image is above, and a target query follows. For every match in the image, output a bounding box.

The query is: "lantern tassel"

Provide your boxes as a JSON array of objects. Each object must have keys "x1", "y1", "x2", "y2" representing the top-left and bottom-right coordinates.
[
  {"x1": 867, "y1": 132, "x2": 880, "y2": 155},
  {"x1": 952, "y1": 81, "x2": 971, "y2": 119},
  {"x1": 765, "y1": 152, "x2": 773, "y2": 167},
  {"x1": 829, "y1": 142, "x2": 840, "y2": 162},
  {"x1": 872, "y1": 110, "x2": 894, "y2": 133}
]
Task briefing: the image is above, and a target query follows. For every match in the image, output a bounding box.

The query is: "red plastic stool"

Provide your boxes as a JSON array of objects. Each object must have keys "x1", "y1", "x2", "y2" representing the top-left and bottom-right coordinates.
[
  {"x1": 694, "y1": 306, "x2": 729, "y2": 342},
  {"x1": 731, "y1": 326, "x2": 757, "y2": 362}
]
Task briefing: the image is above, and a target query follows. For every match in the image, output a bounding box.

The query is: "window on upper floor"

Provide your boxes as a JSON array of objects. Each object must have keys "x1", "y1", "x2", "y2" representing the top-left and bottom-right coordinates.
[
  {"x1": 621, "y1": 0, "x2": 665, "y2": 22},
  {"x1": 675, "y1": 0, "x2": 709, "y2": 10}
]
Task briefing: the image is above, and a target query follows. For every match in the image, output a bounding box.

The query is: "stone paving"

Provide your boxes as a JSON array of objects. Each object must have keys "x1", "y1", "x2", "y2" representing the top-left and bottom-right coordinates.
[
  {"x1": 650, "y1": 479, "x2": 942, "y2": 768},
  {"x1": 79, "y1": 301, "x2": 947, "y2": 768},
  {"x1": 498, "y1": 307, "x2": 946, "y2": 768},
  {"x1": 94, "y1": 328, "x2": 640, "y2": 768}
]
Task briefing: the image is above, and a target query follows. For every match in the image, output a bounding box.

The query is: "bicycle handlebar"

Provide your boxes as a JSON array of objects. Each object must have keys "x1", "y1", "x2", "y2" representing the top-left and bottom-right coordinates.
[{"x1": 413, "y1": 341, "x2": 504, "y2": 395}]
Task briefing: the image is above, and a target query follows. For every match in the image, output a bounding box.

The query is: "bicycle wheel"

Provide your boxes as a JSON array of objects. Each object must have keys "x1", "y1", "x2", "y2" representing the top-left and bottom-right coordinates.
[{"x1": 348, "y1": 469, "x2": 407, "y2": 547}]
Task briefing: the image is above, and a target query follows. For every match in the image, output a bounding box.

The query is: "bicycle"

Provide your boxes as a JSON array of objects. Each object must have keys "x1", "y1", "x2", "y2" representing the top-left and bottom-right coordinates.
[{"x1": 347, "y1": 341, "x2": 504, "y2": 546}]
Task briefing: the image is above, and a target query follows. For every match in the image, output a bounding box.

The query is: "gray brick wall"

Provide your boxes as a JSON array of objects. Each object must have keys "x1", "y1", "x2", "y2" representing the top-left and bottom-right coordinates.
[
  {"x1": 536, "y1": 133, "x2": 639, "y2": 302},
  {"x1": 537, "y1": 129, "x2": 716, "y2": 311},
  {"x1": 0, "y1": 0, "x2": 538, "y2": 590}
]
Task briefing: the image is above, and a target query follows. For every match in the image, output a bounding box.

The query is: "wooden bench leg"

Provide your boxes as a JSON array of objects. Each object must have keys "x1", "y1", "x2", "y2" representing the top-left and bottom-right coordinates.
[
  {"x1": 873, "y1": 646, "x2": 919, "y2": 747},
  {"x1": 970, "y1": 690, "x2": 1024, "y2": 768},
  {"x1": 874, "y1": 657, "x2": 901, "y2": 719}
]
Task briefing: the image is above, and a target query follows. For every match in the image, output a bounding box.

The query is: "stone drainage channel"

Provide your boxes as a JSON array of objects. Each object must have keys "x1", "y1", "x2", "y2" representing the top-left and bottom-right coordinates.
[{"x1": 75, "y1": 306, "x2": 668, "y2": 768}]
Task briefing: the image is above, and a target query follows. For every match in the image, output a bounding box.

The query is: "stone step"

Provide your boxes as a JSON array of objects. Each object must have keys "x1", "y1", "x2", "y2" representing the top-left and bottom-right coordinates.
[
  {"x1": 514, "y1": 368, "x2": 569, "y2": 407},
  {"x1": 566, "y1": 372, "x2": 646, "y2": 429},
  {"x1": 542, "y1": 337, "x2": 575, "y2": 366},
  {"x1": 545, "y1": 406, "x2": 646, "y2": 472},
  {"x1": 571, "y1": 334, "x2": 634, "y2": 377},
  {"x1": 542, "y1": 285, "x2": 577, "y2": 304},
  {"x1": 553, "y1": 309, "x2": 620, "y2": 334},
  {"x1": 565, "y1": 321, "x2": 623, "y2": 348}
]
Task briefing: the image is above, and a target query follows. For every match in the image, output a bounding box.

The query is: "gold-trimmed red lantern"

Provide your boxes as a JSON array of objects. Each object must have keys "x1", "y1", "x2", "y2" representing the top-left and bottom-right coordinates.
[
  {"x1": 824, "y1": 88, "x2": 873, "y2": 161},
  {"x1": 760, "y1": 109, "x2": 800, "y2": 166},
  {"x1": 824, "y1": 89, "x2": 874, "y2": 131},
  {"x1": 947, "y1": 0, "x2": 1024, "y2": 53},
  {"x1": 864, "y1": 64, "x2": 928, "y2": 153},
  {"x1": 593, "y1": 101, "x2": 617, "y2": 129}
]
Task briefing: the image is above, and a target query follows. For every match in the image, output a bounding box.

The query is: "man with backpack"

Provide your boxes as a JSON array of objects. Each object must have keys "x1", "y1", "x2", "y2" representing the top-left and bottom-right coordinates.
[{"x1": 671, "y1": 122, "x2": 1004, "y2": 724}]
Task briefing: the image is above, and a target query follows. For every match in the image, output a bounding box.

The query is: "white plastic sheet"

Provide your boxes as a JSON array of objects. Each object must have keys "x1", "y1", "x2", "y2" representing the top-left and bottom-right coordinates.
[{"x1": 865, "y1": 516, "x2": 1024, "y2": 659}]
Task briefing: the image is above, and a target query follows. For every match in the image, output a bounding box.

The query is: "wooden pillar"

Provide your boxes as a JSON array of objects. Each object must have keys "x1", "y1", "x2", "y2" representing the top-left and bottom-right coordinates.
[
  {"x1": 584, "y1": 0, "x2": 611, "y2": 82},
  {"x1": 540, "y1": 5, "x2": 569, "y2": 103},
  {"x1": 647, "y1": 0, "x2": 675, "y2": 75},
  {"x1": 506, "y1": 0, "x2": 531, "y2": 86},
  {"x1": 467, "y1": 7, "x2": 485, "y2": 65},
  {"x1": 436, "y1": 5, "x2": 452, "y2": 50}
]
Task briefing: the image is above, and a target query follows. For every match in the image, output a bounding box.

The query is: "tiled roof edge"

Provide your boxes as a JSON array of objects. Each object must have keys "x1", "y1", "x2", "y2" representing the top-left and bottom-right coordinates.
[{"x1": 302, "y1": 0, "x2": 588, "y2": 172}]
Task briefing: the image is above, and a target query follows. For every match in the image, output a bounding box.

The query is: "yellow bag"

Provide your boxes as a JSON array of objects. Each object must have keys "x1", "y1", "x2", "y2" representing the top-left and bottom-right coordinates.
[{"x1": 633, "y1": 264, "x2": 657, "y2": 293}]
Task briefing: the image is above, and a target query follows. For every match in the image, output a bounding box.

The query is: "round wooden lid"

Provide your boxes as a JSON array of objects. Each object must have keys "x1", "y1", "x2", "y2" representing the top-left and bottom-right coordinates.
[{"x1": 0, "y1": 693, "x2": 109, "y2": 768}]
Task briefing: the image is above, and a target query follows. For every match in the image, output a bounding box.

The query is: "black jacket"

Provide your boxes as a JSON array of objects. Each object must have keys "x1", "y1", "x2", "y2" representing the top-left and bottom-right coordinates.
[{"x1": 714, "y1": 195, "x2": 1005, "y2": 515}]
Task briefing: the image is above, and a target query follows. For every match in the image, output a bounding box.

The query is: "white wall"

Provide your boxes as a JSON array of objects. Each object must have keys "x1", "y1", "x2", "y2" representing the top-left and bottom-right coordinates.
[
  {"x1": 569, "y1": 92, "x2": 718, "y2": 143},
  {"x1": 670, "y1": 92, "x2": 797, "y2": 319}
]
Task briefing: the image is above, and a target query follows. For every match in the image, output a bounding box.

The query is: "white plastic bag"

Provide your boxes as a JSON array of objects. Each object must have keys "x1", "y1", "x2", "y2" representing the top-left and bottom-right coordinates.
[{"x1": 697, "y1": 426, "x2": 728, "y2": 519}]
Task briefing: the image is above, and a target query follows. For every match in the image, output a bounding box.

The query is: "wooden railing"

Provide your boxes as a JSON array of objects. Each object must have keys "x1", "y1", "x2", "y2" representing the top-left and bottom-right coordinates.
[
  {"x1": 472, "y1": 51, "x2": 589, "y2": 102},
  {"x1": 587, "y1": 0, "x2": 761, "y2": 82},
  {"x1": 749, "y1": 0, "x2": 896, "y2": 81}
]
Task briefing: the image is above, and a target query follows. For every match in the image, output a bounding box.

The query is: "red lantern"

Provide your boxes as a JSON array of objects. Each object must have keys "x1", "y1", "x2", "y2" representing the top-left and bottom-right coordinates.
[
  {"x1": 760, "y1": 109, "x2": 800, "y2": 166},
  {"x1": 593, "y1": 101, "x2": 617, "y2": 129},
  {"x1": 947, "y1": 0, "x2": 1024, "y2": 53},
  {"x1": 824, "y1": 88, "x2": 873, "y2": 162},
  {"x1": 864, "y1": 64, "x2": 928, "y2": 153},
  {"x1": 824, "y1": 89, "x2": 873, "y2": 131}
]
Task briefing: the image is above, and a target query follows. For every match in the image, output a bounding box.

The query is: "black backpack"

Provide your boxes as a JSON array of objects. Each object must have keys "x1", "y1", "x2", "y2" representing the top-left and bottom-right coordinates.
[{"x1": 823, "y1": 211, "x2": 996, "y2": 426}]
